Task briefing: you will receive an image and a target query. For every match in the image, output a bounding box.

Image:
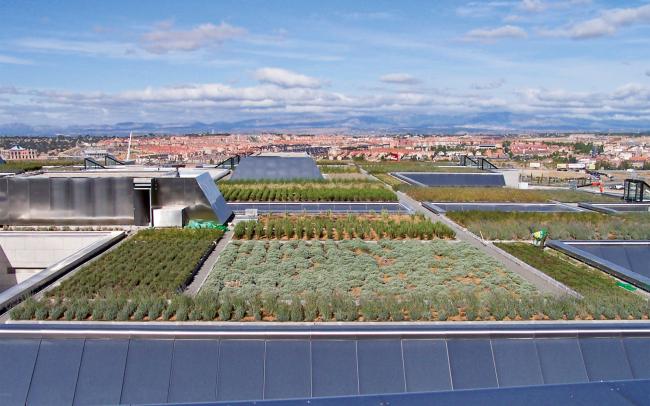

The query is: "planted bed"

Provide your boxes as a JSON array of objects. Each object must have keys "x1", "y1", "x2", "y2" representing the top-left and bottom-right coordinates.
[
  {"x1": 446, "y1": 212, "x2": 650, "y2": 241},
  {"x1": 399, "y1": 186, "x2": 621, "y2": 203},
  {"x1": 45, "y1": 228, "x2": 221, "y2": 299},
  {"x1": 193, "y1": 239, "x2": 561, "y2": 321},
  {"x1": 232, "y1": 214, "x2": 455, "y2": 240},
  {"x1": 496, "y1": 242, "x2": 648, "y2": 319},
  {"x1": 219, "y1": 179, "x2": 397, "y2": 202}
]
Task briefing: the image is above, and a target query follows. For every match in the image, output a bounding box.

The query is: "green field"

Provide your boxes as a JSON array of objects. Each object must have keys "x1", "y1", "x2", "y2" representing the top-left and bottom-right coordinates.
[
  {"x1": 447, "y1": 211, "x2": 650, "y2": 240},
  {"x1": 399, "y1": 186, "x2": 621, "y2": 203},
  {"x1": 219, "y1": 179, "x2": 397, "y2": 202}
]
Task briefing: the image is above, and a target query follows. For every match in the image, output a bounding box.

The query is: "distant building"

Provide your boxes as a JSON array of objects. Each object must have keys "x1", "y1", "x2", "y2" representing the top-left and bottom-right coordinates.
[{"x1": 0, "y1": 146, "x2": 38, "y2": 161}]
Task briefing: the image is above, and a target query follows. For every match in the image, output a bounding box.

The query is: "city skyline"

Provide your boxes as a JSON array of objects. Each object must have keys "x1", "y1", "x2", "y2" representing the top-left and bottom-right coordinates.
[{"x1": 1, "y1": 0, "x2": 650, "y2": 130}]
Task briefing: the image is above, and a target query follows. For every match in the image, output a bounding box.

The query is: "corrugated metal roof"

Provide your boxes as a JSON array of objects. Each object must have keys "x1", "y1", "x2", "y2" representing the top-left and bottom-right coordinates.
[{"x1": 394, "y1": 172, "x2": 506, "y2": 187}]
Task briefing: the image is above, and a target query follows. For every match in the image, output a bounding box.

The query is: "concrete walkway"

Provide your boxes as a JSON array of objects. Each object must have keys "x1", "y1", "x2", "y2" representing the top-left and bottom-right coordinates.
[
  {"x1": 185, "y1": 230, "x2": 234, "y2": 296},
  {"x1": 396, "y1": 191, "x2": 579, "y2": 298}
]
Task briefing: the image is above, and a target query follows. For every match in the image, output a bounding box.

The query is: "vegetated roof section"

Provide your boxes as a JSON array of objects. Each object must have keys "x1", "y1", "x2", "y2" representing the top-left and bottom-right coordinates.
[
  {"x1": 423, "y1": 202, "x2": 583, "y2": 214},
  {"x1": 231, "y1": 156, "x2": 323, "y2": 181},
  {"x1": 0, "y1": 232, "x2": 124, "y2": 311},
  {"x1": 401, "y1": 186, "x2": 622, "y2": 203},
  {"x1": 220, "y1": 179, "x2": 397, "y2": 202},
  {"x1": 446, "y1": 211, "x2": 650, "y2": 241},
  {"x1": 548, "y1": 240, "x2": 650, "y2": 292},
  {"x1": 393, "y1": 172, "x2": 506, "y2": 187},
  {"x1": 228, "y1": 202, "x2": 411, "y2": 214},
  {"x1": 2, "y1": 335, "x2": 650, "y2": 405}
]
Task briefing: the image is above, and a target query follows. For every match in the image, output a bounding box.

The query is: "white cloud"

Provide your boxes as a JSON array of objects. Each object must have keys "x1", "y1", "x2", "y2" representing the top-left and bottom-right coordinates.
[
  {"x1": 141, "y1": 22, "x2": 246, "y2": 53},
  {"x1": 545, "y1": 4, "x2": 650, "y2": 39},
  {"x1": 519, "y1": 0, "x2": 546, "y2": 13},
  {"x1": 379, "y1": 73, "x2": 420, "y2": 85},
  {"x1": 254, "y1": 68, "x2": 322, "y2": 88},
  {"x1": 0, "y1": 54, "x2": 32, "y2": 65},
  {"x1": 465, "y1": 25, "x2": 528, "y2": 41},
  {"x1": 456, "y1": 1, "x2": 513, "y2": 18},
  {"x1": 471, "y1": 78, "x2": 506, "y2": 90},
  {"x1": 340, "y1": 11, "x2": 393, "y2": 20},
  {"x1": 16, "y1": 38, "x2": 148, "y2": 59},
  {"x1": 3, "y1": 80, "x2": 650, "y2": 127}
]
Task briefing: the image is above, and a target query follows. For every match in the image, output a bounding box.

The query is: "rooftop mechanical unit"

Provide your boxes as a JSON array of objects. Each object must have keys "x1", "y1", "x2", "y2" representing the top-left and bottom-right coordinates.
[{"x1": 0, "y1": 171, "x2": 233, "y2": 226}]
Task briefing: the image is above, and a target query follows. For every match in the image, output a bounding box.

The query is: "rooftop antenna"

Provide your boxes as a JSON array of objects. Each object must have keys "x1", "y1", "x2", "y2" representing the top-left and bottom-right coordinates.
[{"x1": 126, "y1": 131, "x2": 133, "y2": 161}]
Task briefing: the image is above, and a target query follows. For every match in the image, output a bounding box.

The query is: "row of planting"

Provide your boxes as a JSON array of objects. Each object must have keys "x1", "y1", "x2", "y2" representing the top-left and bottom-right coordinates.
[
  {"x1": 12, "y1": 289, "x2": 649, "y2": 322},
  {"x1": 318, "y1": 165, "x2": 359, "y2": 174},
  {"x1": 399, "y1": 185, "x2": 621, "y2": 203},
  {"x1": 317, "y1": 159, "x2": 353, "y2": 165},
  {"x1": 232, "y1": 214, "x2": 455, "y2": 240},
  {"x1": 359, "y1": 161, "x2": 473, "y2": 174},
  {"x1": 448, "y1": 211, "x2": 650, "y2": 240},
  {"x1": 219, "y1": 179, "x2": 397, "y2": 202},
  {"x1": 201, "y1": 240, "x2": 535, "y2": 299},
  {"x1": 46, "y1": 228, "x2": 223, "y2": 300}
]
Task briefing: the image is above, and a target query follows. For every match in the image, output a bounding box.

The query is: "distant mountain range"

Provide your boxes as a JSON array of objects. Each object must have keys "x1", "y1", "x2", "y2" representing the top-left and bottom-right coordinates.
[{"x1": 1, "y1": 112, "x2": 650, "y2": 136}]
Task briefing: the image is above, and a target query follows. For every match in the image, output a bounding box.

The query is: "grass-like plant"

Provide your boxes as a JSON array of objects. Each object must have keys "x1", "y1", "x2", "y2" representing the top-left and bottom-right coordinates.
[
  {"x1": 400, "y1": 186, "x2": 621, "y2": 203},
  {"x1": 219, "y1": 179, "x2": 397, "y2": 202},
  {"x1": 359, "y1": 161, "x2": 477, "y2": 174},
  {"x1": 233, "y1": 214, "x2": 455, "y2": 240},
  {"x1": 449, "y1": 212, "x2": 650, "y2": 240},
  {"x1": 46, "y1": 228, "x2": 223, "y2": 300}
]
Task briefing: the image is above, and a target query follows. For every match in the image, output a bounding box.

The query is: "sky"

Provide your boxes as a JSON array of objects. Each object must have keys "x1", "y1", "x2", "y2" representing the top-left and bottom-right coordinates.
[{"x1": 1, "y1": 0, "x2": 650, "y2": 129}]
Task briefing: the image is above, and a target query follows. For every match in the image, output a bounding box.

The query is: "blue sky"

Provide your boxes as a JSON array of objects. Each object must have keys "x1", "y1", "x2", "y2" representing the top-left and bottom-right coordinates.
[{"x1": 1, "y1": 0, "x2": 650, "y2": 128}]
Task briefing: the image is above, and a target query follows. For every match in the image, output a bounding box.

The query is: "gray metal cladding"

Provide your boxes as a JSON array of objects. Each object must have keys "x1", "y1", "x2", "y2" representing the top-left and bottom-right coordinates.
[
  {"x1": 577, "y1": 244, "x2": 650, "y2": 277},
  {"x1": 447, "y1": 339, "x2": 498, "y2": 390},
  {"x1": 230, "y1": 156, "x2": 323, "y2": 181},
  {"x1": 0, "y1": 177, "x2": 135, "y2": 225},
  {"x1": 402, "y1": 339, "x2": 452, "y2": 392},
  {"x1": 423, "y1": 202, "x2": 582, "y2": 213},
  {"x1": 311, "y1": 340, "x2": 359, "y2": 397},
  {"x1": 548, "y1": 240, "x2": 650, "y2": 291},
  {"x1": 492, "y1": 338, "x2": 544, "y2": 387},
  {"x1": 357, "y1": 339, "x2": 405, "y2": 394},
  {"x1": 536, "y1": 338, "x2": 589, "y2": 384},
  {"x1": 26, "y1": 339, "x2": 85, "y2": 406},
  {"x1": 264, "y1": 340, "x2": 311, "y2": 399},
  {"x1": 120, "y1": 339, "x2": 174, "y2": 405},
  {"x1": 0, "y1": 338, "x2": 40, "y2": 406},
  {"x1": 4, "y1": 335, "x2": 650, "y2": 405},
  {"x1": 167, "y1": 339, "x2": 220, "y2": 403},
  {"x1": 217, "y1": 340, "x2": 265, "y2": 401},
  {"x1": 73, "y1": 339, "x2": 129, "y2": 406},
  {"x1": 395, "y1": 172, "x2": 506, "y2": 187},
  {"x1": 228, "y1": 202, "x2": 410, "y2": 214}
]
